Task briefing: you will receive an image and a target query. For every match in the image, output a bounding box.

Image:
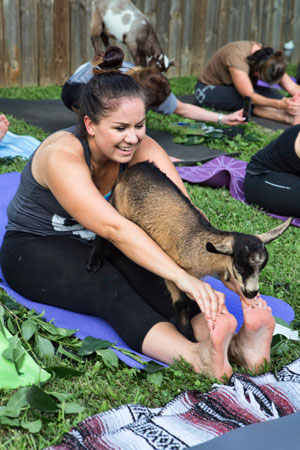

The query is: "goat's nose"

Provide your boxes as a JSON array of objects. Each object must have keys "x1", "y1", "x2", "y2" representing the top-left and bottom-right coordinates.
[{"x1": 243, "y1": 289, "x2": 259, "y2": 299}]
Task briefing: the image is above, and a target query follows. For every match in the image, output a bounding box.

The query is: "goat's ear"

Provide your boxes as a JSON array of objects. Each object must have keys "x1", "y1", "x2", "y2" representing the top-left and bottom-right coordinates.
[
  {"x1": 206, "y1": 241, "x2": 233, "y2": 255},
  {"x1": 257, "y1": 217, "x2": 293, "y2": 244}
]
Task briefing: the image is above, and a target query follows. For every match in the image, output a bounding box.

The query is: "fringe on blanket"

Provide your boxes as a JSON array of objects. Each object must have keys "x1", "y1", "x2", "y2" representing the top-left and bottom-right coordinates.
[{"x1": 45, "y1": 358, "x2": 300, "y2": 450}]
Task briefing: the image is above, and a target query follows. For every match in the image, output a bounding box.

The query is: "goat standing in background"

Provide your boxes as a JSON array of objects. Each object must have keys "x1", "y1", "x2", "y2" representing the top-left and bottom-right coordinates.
[
  {"x1": 90, "y1": 0, "x2": 173, "y2": 72},
  {"x1": 87, "y1": 161, "x2": 292, "y2": 340}
]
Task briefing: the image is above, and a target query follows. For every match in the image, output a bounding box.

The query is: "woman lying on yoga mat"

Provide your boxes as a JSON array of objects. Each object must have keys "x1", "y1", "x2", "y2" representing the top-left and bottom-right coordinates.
[
  {"x1": 61, "y1": 56, "x2": 244, "y2": 126},
  {"x1": 244, "y1": 124, "x2": 300, "y2": 217},
  {"x1": 0, "y1": 114, "x2": 9, "y2": 142},
  {"x1": 0, "y1": 46, "x2": 275, "y2": 380},
  {"x1": 195, "y1": 41, "x2": 300, "y2": 125}
]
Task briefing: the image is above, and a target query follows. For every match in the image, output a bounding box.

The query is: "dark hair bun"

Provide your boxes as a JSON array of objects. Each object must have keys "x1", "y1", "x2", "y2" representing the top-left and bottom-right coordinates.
[{"x1": 101, "y1": 46, "x2": 124, "y2": 69}]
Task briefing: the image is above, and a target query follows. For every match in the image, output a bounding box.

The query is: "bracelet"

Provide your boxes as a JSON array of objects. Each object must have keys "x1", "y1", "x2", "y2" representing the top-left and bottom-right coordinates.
[{"x1": 218, "y1": 113, "x2": 223, "y2": 125}]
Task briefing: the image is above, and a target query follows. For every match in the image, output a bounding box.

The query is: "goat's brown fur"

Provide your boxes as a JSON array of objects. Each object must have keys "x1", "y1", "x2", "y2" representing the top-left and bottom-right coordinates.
[{"x1": 88, "y1": 161, "x2": 291, "y2": 337}]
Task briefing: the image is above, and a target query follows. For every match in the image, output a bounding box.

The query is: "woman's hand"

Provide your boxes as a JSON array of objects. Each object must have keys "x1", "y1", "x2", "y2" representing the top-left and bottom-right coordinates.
[
  {"x1": 175, "y1": 272, "x2": 226, "y2": 322},
  {"x1": 279, "y1": 97, "x2": 300, "y2": 115},
  {"x1": 222, "y1": 109, "x2": 246, "y2": 125}
]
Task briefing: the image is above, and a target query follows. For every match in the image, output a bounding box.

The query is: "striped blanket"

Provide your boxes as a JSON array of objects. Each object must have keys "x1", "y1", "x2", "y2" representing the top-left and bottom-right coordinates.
[{"x1": 46, "y1": 358, "x2": 300, "y2": 450}]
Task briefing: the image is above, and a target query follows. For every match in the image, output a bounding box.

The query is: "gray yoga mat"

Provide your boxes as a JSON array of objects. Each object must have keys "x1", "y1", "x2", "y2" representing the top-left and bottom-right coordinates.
[{"x1": 190, "y1": 411, "x2": 300, "y2": 450}]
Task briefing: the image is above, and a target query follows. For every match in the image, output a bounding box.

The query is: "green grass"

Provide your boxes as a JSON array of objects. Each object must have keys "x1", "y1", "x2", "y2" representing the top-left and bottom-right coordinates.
[{"x1": 0, "y1": 78, "x2": 299, "y2": 449}]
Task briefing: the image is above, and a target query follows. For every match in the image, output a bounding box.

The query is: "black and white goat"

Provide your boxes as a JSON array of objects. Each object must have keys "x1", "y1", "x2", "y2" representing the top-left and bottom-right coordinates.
[
  {"x1": 90, "y1": 0, "x2": 174, "y2": 72},
  {"x1": 87, "y1": 162, "x2": 292, "y2": 337}
]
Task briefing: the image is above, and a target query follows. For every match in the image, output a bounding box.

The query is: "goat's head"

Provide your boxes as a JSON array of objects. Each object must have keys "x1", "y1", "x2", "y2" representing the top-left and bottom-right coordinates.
[
  {"x1": 206, "y1": 217, "x2": 292, "y2": 299},
  {"x1": 147, "y1": 54, "x2": 175, "y2": 72}
]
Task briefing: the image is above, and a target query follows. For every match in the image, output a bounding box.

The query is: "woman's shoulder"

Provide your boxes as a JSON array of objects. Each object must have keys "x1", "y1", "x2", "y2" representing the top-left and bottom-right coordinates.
[{"x1": 36, "y1": 129, "x2": 85, "y2": 162}]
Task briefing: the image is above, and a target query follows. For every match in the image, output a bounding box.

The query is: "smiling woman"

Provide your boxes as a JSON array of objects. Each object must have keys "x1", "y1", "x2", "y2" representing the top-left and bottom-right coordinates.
[{"x1": 0, "y1": 45, "x2": 275, "y2": 381}]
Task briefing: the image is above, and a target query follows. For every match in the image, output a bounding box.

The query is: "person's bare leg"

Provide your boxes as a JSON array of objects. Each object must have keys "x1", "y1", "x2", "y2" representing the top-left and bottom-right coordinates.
[
  {"x1": 229, "y1": 297, "x2": 275, "y2": 371},
  {"x1": 253, "y1": 105, "x2": 298, "y2": 124},
  {"x1": 0, "y1": 114, "x2": 9, "y2": 142},
  {"x1": 142, "y1": 310, "x2": 237, "y2": 380}
]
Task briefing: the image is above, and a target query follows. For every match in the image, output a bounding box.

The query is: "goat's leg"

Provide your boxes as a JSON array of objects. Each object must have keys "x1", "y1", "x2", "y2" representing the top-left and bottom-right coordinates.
[
  {"x1": 90, "y1": 14, "x2": 104, "y2": 53},
  {"x1": 126, "y1": 40, "x2": 147, "y2": 67},
  {"x1": 101, "y1": 31, "x2": 110, "y2": 48},
  {"x1": 165, "y1": 280, "x2": 195, "y2": 341},
  {"x1": 86, "y1": 236, "x2": 106, "y2": 273}
]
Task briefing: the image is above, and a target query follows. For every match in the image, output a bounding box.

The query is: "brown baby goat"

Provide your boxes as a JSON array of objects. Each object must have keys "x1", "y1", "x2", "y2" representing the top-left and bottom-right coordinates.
[{"x1": 87, "y1": 161, "x2": 292, "y2": 337}]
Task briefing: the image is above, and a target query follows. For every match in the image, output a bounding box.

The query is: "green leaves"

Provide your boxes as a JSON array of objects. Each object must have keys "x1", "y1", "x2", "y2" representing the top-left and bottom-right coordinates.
[
  {"x1": 34, "y1": 334, "x2": 55, "y2": 358},
  {"x1": 26, "y1": 385, "x2": 58, "y2": 412},
  {"x1": 2, "y1": 335, "x2": 27, "y2": 375},
  {"x1": 21, "y1": 319, "x2": 37, "y2": 341},
  {"x1": 78, "y1": 336, "x2": 112, "y2": 356},
  {"x1": 96, "y1": 349, "x2": 119, "y2": 370}
]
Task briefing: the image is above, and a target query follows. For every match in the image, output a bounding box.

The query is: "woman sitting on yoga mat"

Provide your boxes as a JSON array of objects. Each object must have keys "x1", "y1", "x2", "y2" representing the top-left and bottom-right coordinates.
[
  {"x1": 62, "y1": 56, "x2": 244, "y2": 126},
  {"x1": 195, "y1": 41, "x2": 300, "y2": 125},
  {"x1": 244, "y1": 124, "x2": 300, "y2": 217},
  {"x1": 0, "y1": 46, "x2": 275, "y2": 380}
]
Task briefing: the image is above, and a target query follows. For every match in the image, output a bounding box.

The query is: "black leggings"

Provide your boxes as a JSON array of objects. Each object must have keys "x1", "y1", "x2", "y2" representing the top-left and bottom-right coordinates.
[
  {"x1": 0, "y1": 231, "x2": 199, "y2": 352},
  {"x1": 244, "y1": 171, "x2": 300, "y2": 217},
  {"x1": 194, "y1": 81, "x2": 283, "y2": 111}
]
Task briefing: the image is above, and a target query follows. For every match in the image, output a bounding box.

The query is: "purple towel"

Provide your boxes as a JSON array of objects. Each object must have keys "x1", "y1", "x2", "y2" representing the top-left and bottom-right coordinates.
[
  {"x1": 176, "y1": 155, "x2": 300, "y2": 227},
  {"x1": 0, "y1": 171, "x2": 295, "y2": 369}
]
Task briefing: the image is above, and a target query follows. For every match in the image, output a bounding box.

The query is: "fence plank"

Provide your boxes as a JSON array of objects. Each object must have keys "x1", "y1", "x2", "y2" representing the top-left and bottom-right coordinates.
[
  {"x1": 54, "y1": 0, "x2": 70, "y2": 85},
  {"x1": 217, "y1": 0, "x2": 232, "y2": 49},
  {"x1": 156, "y1": 0, "x2": 170, "y2": 57},
  {"x1": 291, "y1": 0, "x2": 300, "y2": 62},
  {"x1": 203, "y1": 0, "x2": 220, "y2": 65},
  {"x1": 0, "y1": 0, "x2": 5, "y2": 85},
  {"x1": 20, "y1": 0, "x2": 38, "y2": 86},
  {"x1": 191, "y1": 0, "x2": 206, "y2": 76},
  {"x1": 38, "y1": 0, "x2": 55, "y2": 86},
  {"x1": 168, "y1": 0, "x2": 182, "y2": 78},
  {"x1": 2, "y1": 0, "x2": 21, "y2": 86}
]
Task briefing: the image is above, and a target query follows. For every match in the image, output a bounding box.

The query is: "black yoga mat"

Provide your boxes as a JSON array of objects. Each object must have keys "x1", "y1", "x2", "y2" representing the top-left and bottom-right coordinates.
[
  {"x1": 0, "y1": 97, "x2": 229, "y2": 163},
  {"x1": 178, "y1": 94, "x2": 291, "y2": 131},
  {"x1": 0, "y1": 98, "x2": 77, "y2": 133}
]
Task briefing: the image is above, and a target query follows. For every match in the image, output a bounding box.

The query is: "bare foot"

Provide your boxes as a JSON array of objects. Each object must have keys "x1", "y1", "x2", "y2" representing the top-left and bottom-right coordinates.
[
  {"x1": 0, "y1": 114, "x2": 9, "y2": 142},
  {"x1": 229, "y1": 297, "x2": 275, "y2": 372},
  {"x1": 193, "y1": 311, "x2": 237, "y2": 380}
]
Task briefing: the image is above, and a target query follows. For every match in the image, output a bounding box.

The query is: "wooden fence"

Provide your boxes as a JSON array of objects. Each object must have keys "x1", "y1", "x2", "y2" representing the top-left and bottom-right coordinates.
[{"x1": 1, "y1": 0, "x2": 300, "y2": 87}]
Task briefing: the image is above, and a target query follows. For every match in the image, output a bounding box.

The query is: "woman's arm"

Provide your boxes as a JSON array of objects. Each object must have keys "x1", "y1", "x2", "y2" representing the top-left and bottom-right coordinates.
[
  {"x1": 174, "y1": 99, "x2": 245, "y2": 125},
  {"x1": 131, "y1": 134, "x2": 190, "y2": 196},
  {"x1": 279, "y1": 73, "x2": 300, "y2": 96},
  {"x1": 229, "y1": 67, "x2": 300, "y2": 114}
]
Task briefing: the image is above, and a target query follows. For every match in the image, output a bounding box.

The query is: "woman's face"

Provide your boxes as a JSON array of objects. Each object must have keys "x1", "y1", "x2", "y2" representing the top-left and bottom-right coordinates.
[{"x1": 85, "y1": 97, "x2": 146, "y2": 163}]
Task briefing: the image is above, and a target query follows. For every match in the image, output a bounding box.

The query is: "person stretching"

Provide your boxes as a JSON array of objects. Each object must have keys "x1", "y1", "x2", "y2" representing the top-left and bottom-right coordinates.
[{"x1": 1, "y1": 46, "x2": 274, "y2": 380}]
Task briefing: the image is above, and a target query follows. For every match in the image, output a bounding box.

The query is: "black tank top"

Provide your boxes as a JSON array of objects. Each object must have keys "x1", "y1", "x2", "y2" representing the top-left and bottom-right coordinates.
[{"x1": 6, "y1": 126, "x2": 127, "y2": 241}]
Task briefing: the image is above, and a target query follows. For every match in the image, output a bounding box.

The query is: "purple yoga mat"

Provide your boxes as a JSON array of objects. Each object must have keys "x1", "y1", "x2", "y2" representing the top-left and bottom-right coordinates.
[
  {"x1": 257, "y1": 76, "x2": 297, "y2": 90},
  {"x1": 176, "y1": 155, "x2": 300, "y2": 227},
  {"x1": 0, "y1": 172, "x2": 295, "y2": 369}
]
